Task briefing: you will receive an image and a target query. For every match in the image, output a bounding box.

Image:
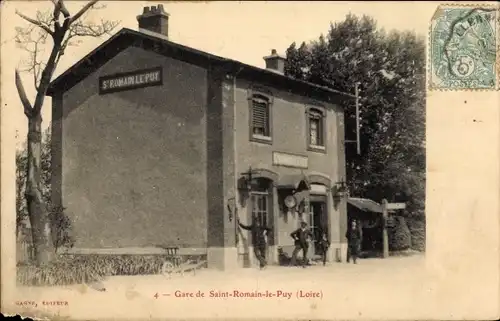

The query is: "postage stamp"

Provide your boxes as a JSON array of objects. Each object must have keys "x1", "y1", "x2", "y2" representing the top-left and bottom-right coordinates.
[{"x1": 429, "y1": 5, "x2": 498, "y2": 90}]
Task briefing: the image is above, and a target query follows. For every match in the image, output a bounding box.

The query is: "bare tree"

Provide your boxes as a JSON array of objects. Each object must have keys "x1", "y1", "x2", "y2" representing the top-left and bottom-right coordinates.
[{"x1": 14, "y1": 0, "x2": 119, "y2": 265}]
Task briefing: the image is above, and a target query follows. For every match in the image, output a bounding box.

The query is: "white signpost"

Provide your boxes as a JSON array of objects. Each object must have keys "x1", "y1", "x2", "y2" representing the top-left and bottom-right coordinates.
[{"x1": 386, "y1": 203, "x2": 406, "y2": 210}]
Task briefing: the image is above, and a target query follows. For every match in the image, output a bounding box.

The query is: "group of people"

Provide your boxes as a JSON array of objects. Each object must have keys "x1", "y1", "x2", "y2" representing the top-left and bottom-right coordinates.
[{"x1": 237, "y1": 216, "x2": 363, "y2": 269}]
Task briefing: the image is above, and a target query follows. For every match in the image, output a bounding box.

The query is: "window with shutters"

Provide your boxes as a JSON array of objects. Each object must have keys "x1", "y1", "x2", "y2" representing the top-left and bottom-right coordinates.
[
  {"x1": 249, "y1": 93, "x2": 273, "y2": 144},
  {"x1": 307, "y1": 107, "x2": 326, "y2": 152}
]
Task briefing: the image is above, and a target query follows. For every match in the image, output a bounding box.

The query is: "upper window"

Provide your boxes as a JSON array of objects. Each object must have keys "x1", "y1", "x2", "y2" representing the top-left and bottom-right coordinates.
[
  {"x1": 249, "y1": 92, "x2": 273, "y2": 144},
  {"x1": 252, "y1": 96, "x2": 270, "y2": 136},
  {"x1": 307, "y1": 108, "x2": 326, "y2": 151}
]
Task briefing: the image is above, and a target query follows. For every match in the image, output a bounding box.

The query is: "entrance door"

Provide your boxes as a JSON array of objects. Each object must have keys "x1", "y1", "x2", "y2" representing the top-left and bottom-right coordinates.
[
  {"x1": 309, "y1": 201, "x2": 327, "y2": 255},
  {"x1": 249, "y1": 179, "x2": 274, "y2": 253},
  {"x1": 251, "y1": 192, "x2": 270, "y2": 228}
]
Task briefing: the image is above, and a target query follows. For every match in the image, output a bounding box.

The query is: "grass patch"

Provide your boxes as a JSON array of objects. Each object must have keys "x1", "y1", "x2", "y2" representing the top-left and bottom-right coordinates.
[
  {"x1": 17, "y1": 257, "x2": 103, "y2": 286},
  {"x1": 17, "y1": 254, "x2": 206, "y2": 286}
]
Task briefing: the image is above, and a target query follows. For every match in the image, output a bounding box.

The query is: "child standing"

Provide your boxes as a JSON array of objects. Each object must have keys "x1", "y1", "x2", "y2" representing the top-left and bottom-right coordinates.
[{"x1": 319, "y1": 231, "x2": 330, "y2": 266}]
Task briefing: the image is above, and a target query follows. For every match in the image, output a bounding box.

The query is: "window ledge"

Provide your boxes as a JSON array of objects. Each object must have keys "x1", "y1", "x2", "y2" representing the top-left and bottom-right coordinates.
[
  {"x1": 308, "y1": 144, "x2": 326, "y2": 153},
  {"x1": 251, "y1": 134, "x2": 273, "y2": 145}
]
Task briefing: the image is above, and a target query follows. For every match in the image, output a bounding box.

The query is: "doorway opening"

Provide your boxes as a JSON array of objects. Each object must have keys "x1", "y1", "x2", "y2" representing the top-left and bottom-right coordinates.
[{"x1": 308, "y1": 198, "x2": 327, "y2": 255}]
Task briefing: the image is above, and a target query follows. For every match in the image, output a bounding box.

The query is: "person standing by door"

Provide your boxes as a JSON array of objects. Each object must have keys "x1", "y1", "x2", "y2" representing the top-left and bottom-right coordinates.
[
  {"x1": 290, "y1": 221, "x2": 313, "y2": 268},
  {"x1": 237, "y1": 216, "x2": 272, "y2": 269},
  {"x1": 346, "y1": 220, "x2": 362, "y2": 264},
  {"x1": 318, "y1": 230, "x2": 330, "y2": 266}
]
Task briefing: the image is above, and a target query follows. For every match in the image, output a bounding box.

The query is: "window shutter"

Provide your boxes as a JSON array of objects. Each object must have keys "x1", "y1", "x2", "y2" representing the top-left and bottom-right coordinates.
[{"x1": 252, "y1": 99, "x2": 269, "y2": 136}]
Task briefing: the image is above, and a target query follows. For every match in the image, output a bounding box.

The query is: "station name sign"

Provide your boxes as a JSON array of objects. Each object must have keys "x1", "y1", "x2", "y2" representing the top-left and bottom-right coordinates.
[
  {"x1": 273, "y1": 152, "x2": 308, "y2": 169},
  {"x1": 99, "y1": 67, "x2": 163, "y2": 95}
]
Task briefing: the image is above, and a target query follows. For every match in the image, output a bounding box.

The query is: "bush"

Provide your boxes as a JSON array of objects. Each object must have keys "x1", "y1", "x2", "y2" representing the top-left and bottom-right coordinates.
[
  {"x1": 17, "y1": 257, "x2": 103, "y2": 286},
  {"x1": 95, "y1": 255, "x2": 167, "y2": 275},
  {"x1": 48, "y1": 205, "x2": 75, "y2": 253},
  {"x1": 389, "y1": 216, "x2": 411, "y2": 251},
  {"x1": 407, "y1": 217, "x2": 425, "y2": 251},
  {"x1": 17, "y1": 254, "x2": 176, "y2": 286}
]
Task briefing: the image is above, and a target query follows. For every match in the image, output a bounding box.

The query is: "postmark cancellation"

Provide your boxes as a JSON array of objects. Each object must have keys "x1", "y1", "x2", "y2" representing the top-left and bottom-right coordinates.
[{"x1": 429, "y1": 5, "x2": 499, "y2": 90}]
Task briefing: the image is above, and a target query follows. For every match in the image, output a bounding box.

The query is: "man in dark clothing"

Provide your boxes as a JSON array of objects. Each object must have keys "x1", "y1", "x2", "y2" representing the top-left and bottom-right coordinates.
[
  {"x1": 238, "y1": 217, "x2": 272, "y2": 269},
  {"x1": 290, "y1": 222, "x2": 313, "y2": 267},
  {"x1": 346, "y1": 220, "x2": 362, "y2": 264}
]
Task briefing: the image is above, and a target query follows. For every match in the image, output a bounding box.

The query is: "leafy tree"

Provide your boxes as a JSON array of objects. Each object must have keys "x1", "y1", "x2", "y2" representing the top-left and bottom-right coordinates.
[
  {"x1": 285, "y1": 41, "x2": 311, "y2": 80},
  {"x1": 284, "y1": 14, "x2": 426, "y2": 247},
  {"x1": 14, "y1": 0, "x2": 118, "y2": 265},
  {"x1": 285, "y1": 42, "x2": 301, "y2": 79}
]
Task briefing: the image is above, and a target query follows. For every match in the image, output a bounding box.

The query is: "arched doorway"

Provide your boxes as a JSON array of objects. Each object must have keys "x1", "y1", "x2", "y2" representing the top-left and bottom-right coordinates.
[{"x1": 238, "y1": 174, "x2": 277, "y2": 267}]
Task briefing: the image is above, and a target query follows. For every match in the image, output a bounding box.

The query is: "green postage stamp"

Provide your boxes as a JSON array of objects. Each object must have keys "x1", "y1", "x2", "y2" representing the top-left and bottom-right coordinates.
[{"x1": 430, "y1": 5, "x2": 498, "y2": 90}]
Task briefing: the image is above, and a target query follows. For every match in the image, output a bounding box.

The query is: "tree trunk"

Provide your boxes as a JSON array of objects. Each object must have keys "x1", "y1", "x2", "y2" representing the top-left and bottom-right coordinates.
[{"x1": 26, "y1": 114, "x2": 53, "y2": 265}]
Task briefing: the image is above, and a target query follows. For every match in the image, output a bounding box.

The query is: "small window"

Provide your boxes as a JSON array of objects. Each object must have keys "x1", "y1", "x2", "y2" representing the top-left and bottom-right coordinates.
[
  {"x1": 249, "y1": 94, "x2": 272, "y2": 143},
  {"x1": 308, "y1": 108, "x2": 325, "y2": 150}
]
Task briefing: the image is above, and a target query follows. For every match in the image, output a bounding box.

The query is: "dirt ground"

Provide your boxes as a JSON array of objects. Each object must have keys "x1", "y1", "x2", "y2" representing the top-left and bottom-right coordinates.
[{"x1": 8, "y1": 254, "x2": 498, "y2": 320}]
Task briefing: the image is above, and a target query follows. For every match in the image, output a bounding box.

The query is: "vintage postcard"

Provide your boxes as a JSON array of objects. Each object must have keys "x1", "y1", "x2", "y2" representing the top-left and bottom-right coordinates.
[{"x1": 1, "y1": 1, "x2": 499, "y2": 320}]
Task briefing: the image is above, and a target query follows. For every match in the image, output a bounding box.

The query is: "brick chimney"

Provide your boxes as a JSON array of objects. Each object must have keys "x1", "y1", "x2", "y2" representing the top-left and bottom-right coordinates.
[
  {"x1": 263, "y1": 49, "x2": 286, "y2": 74},
  {"x1": 137, "y1": 4, "x2": 170, "y2": 38}
]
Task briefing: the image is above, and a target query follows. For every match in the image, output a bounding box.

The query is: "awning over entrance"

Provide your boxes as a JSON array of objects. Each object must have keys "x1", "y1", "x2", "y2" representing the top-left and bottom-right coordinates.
[
  {"x1": 277, "y1": 174, "x2": 310, "y2": 191},
  {"x1": 347, "y1": 197, "x2": 383, "y2": 213}
]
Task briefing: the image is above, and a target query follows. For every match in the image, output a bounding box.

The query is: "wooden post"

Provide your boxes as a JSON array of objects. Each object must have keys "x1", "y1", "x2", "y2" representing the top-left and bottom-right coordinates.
[
  {"x1": 234, "y1": 202, "x2": 239, "y2": 247},
  {"x1": 381, "y1": 199, "x2": 389, "y2": 258}
]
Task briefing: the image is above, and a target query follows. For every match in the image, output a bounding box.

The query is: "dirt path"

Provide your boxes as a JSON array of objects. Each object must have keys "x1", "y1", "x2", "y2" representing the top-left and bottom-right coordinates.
[{"x1": 9, "y1": 255, "x2": 497, "y2": 319}]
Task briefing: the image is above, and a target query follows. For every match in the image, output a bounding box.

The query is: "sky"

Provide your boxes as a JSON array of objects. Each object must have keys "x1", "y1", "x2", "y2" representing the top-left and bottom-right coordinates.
[{"x1": 1, "y1": 1, "x2": 437, "y2": 148}]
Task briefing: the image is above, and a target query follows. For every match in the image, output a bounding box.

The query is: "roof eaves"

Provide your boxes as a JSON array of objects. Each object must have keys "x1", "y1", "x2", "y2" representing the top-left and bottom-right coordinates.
[
  {"x1": 215, "y1": 61, "x2": 354, "y2": 103},
  {"x1": 47, "y1": 28, "x2": 132, "y2": 96}
]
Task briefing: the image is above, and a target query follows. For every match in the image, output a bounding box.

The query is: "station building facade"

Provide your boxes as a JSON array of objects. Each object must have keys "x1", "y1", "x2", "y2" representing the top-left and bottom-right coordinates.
[{"x1": 47, "y1": 5, "x2": 353, "y2": 270}]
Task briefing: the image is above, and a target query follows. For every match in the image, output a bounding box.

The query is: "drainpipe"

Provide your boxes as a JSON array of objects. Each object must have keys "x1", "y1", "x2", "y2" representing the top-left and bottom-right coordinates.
[{"x1": 230, "y1": 67, "x2": 244, "y2": 250}]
